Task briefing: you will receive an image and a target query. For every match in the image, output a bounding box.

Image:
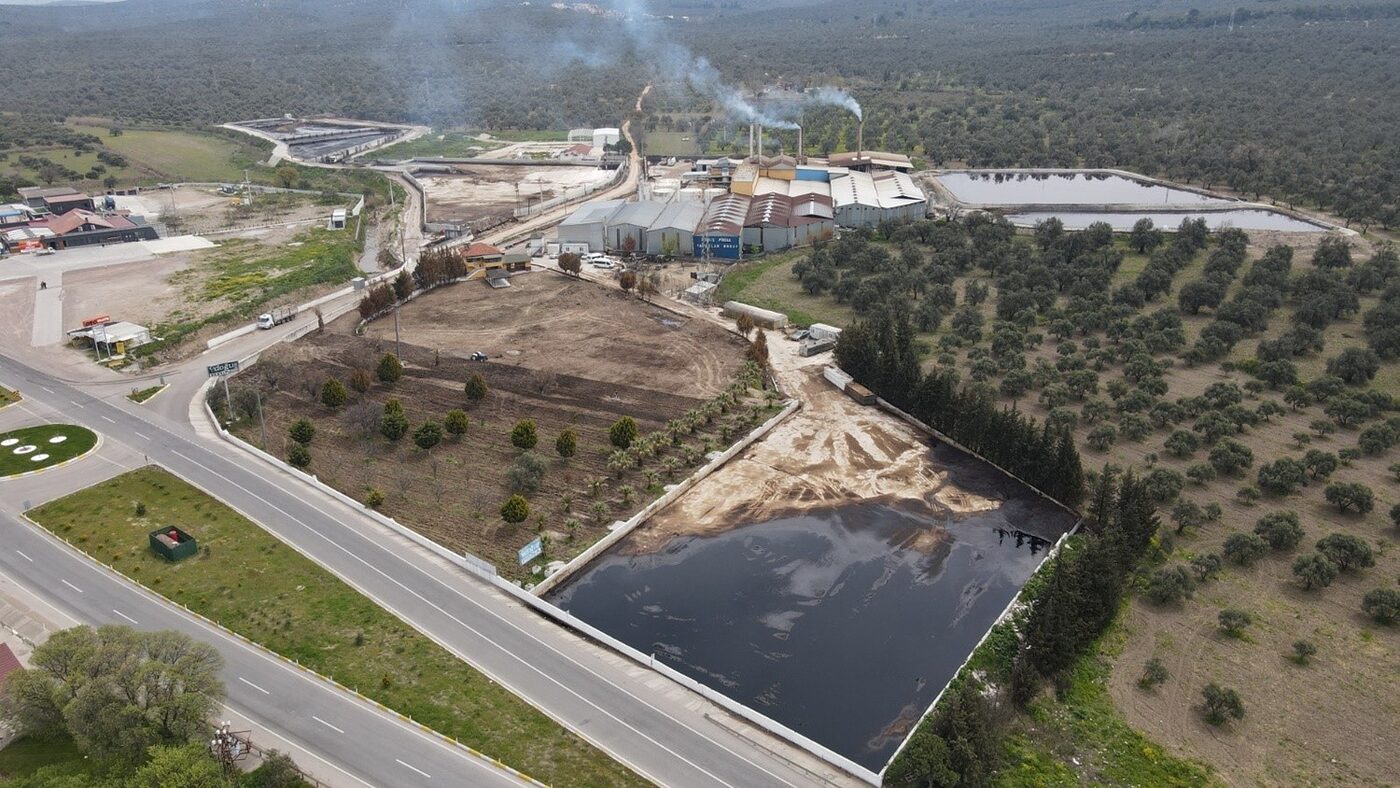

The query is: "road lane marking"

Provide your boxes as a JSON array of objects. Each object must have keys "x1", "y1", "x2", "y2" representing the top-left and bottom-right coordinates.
[
  {"x1": 238, "y1": 677, "x2": 271, "y2": 695},
  {"x1": 15, "y1": 550, "x2": 32, "y2": 562},
  {"x1": 100, "y1": 415, "x2": 116, "y2": 424},
  {"x1": 40, "y1": 386, "x2": 54, "y2": 394},
  {"x1": 112, "y1": 609, "x2": 138, "y2": 625},
  {"x1": 312, "y1": 715, "x2": 345, "y2": 734},
  {"x1": 396, "y1": 759, "x2": 431, "y2": 779},
  {"x1": 60, "y1": 579, "x2": 82, "y2": 593},
  {"x1": 69, "y1": 400, "x2": 84, "y2": 409},
  {"x1": 167, "y1": 447, "x2": 742, "y2": 788},
  {"x1": 133, "y1": 431, "x2": 150, "y2": 441}
]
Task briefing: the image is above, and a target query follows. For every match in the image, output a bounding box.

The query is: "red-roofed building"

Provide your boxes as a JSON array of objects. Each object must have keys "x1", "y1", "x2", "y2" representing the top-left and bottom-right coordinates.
[{"x1": 461, "y1": 242, "x2": 504, "y2": 263}]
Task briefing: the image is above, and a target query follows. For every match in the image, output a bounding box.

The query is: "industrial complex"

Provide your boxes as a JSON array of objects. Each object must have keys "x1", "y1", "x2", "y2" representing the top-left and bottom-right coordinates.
[{"x1": 556, "y1": 130, "x2": 928, "y2": 259}]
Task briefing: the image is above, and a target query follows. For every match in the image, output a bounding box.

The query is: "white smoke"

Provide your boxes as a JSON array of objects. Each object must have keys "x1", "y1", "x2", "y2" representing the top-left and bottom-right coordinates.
[
  {"x1": 606, "y1": 0, "x2": 797, "y2": 128},
  {"x1": 805, "y1": 86, "x2": 862, "y2": 121}
]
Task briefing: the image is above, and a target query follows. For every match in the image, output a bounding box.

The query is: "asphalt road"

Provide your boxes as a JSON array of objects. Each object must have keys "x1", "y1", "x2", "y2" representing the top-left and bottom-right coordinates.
[
  {"x1": 0, "y1": 353, "x2": 833, "y2": 788},
  {"x1": 0, "y1": 512, "x2": 526, "y2": 788}
]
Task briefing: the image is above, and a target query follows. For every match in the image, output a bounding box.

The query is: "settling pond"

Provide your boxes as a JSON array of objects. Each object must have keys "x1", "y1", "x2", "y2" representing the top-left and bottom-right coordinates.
[
  {"x1": 936, "y1": 170, "x2": 1228, "y2": 206},
  {"x1": 547, "y1": 442, "x2": 1077, "y2": 772}
]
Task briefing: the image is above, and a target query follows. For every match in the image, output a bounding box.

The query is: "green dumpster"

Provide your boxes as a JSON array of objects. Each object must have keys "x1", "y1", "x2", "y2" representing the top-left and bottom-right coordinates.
[{"x1": 149, "y1": 526, "x2": 198, "y2": 561}]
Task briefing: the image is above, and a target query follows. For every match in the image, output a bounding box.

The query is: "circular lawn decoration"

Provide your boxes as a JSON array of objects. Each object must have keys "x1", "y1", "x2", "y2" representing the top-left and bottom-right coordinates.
[{"x1": 0, "y1": 424, "x2": 98, "y2": 478}]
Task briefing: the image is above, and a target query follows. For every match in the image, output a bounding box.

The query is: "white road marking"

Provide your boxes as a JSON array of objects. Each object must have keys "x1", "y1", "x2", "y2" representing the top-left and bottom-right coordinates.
[
  {"x1": 396, "y1": 759, "x2": 431, "y2": 779},
  {"x1": 60, "y1": 579, "x2": 83, "y2": 593},
  {"x1": 312, "y1": 715, "x2": 345, "y2": 734},
  {"x1": 166, "y1": 446, "x2": 745, "y2": 788},
  {"x1": 112, "y1": 609, "x2": 138, "y2": 625},
  {"x1": 238, "y1": 677, "x2": 271, "y2": 695},
  {"x1": 133, "y1": 431, "x2": 150, "y2": 441},
  {"x1": 69, "y1": 399, "x2": 84, "y2": 408},
  {"x1": 40, "y1": 386, "x2": 54, "y2": 394},
  {"x1": 100, "y1": 415, "x2": 116, "y2": 424},
  {"x1": 15, "y1": 550, "x2": 32, "y2": 562}
]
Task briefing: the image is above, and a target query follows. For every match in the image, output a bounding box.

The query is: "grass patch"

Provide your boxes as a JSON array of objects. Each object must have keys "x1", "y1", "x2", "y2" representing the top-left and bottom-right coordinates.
[
  {"x1": 715, "y1": 252, "x2": 858, "y2": 328},
  {"x1": 0, "y1": 385, "x2": 19, "y2": 408},
  {"x1": 1000, "y1": 623, "x2": 1218, "y2": 787},
  {"x1": 0, "y1": 425, "x2": 97, "y2": 477},
  {"x1": 66, "y1": 123, "x2": 259, "y2": 184},
  {"x1": 126, "y1": 385, "x2": 167, "y2": 404},
  {"x1": 0, "y1": 735, "x2": 100, "y2": 780},
  {"x1": 474, "y1": 128, "x2": 571, "y2": 142},
  {"x1": 139, "y1": 226, "x2": 361, "y2": 356},
  {"x1": 26, "y1": 467, "x2": 645, "y2": 787}
]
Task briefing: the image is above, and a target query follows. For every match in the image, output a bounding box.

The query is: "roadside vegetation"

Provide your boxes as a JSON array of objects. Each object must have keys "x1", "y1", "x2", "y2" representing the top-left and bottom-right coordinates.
[
  {"x1": 0, "y1": 385, "x2": 19, "y2": 408},
  {"x1": 126, "y1": 384, "x2": 167, "y2": 404},
  {"x1": 25, "y1": 467, "x2": 647, "y2": 787},
  {"x1": 0, "y1": 624, "x2": 307, "y2": 787}
]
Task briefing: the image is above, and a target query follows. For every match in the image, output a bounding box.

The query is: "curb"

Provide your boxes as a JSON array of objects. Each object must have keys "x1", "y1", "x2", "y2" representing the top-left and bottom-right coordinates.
[
  {"x1": 18, "y1": 509, "x2": 549, "y2": 788},
  {"x1": 127, "y1": 384, "x2": 170, "y2": 406},
  {"x1": 0, "y1": 428, "x2": 103, "y2": 482}
]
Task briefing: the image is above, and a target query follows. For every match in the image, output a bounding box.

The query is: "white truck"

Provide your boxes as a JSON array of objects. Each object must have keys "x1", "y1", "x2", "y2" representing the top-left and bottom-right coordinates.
[{"x1": 257, "y1": 305, "x2": 297, "y2": 330}]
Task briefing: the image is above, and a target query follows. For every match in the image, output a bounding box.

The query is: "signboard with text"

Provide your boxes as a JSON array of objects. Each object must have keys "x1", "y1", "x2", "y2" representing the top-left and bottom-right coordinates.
[
  {"x1": 206, "y1": 360, "x2": 240, "y2": 377},
  {"x1": 517, "y1": 537, "x2": 543, "y2": 566}
]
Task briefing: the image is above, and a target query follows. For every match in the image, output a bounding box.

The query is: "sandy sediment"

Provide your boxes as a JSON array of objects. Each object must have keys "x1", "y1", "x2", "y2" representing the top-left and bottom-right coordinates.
[{"x1": 629, "y1": 333, "x2": 1000, "y2": 553}]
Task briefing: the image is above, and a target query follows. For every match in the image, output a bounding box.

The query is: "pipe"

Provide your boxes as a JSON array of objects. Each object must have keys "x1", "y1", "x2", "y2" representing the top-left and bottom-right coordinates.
[
  {"x1": 757, "y1": 125, "x2": 763, "y2": 158},
  {"x1": 748, "y1": 123, "x2": 754, "y2": 158},
  {"x1": 857, "y1": 121, "x2": 864, "y2": 162},
  {"x1": 796, "y1": 124, "x2": 803, "y2": 162}
]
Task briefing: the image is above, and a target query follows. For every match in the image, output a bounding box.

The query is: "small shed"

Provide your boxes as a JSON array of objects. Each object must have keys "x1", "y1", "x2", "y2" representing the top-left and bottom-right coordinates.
[
  {"x1": 149, "y1": 526, "x2": 198, "y2": 561},
  {"x1": 330, "y1": 208, "x2": 347, "y2": 229},
  {"x1": 682, "y1": 281, "x2": 717, "y2": 304},
  {"x1": 486, "y1": 268, "x2": 512, "y2": 289}
]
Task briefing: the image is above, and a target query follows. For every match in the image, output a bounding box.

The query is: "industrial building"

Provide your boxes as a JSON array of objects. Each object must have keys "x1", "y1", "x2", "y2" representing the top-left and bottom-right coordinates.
[
  {"x1": 17, "y1": 186, "x2": 95, "y2": 215},
  {"x1": 645, "y1": 202, "x2": 705, "y2": 256},
  {"x1": 557, "y1": 199, "x2": 625, "y2": 252}
]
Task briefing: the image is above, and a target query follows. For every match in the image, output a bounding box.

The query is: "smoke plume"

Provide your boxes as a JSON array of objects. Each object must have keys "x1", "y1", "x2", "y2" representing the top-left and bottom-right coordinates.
[{"x1": 805, "y1": 86, "x2": 862, "y2": 121}]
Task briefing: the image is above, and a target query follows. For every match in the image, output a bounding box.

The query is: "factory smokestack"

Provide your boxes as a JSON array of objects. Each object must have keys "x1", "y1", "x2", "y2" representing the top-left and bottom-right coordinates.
[
  {"x1": 797, "y1": 125, "x2": 803, "y2": 162},
  {"x1": 749, "y1": 123, "x2": 754, "y2": 158},
  {"x1": 757, "y1": 124, "x2": 764, "y2": 158},
  {"x1": 857, "y1": 121, "x2": 864, "y2": 162}
]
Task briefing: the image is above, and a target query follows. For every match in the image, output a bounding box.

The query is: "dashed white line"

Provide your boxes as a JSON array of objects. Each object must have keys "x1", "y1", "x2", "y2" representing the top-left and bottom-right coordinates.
[
  {"x1": 100, "y1": 415, "x2": 116, "y2": 424},
  {"x1": 40, "y1": 386, "x2": 54, "y2": 394},
  {"x1": 14, "y1": 550, "x2": 32, "y2": 562},
  {"x1": 312, "y1": 715, "x2": 345, "y2": 734},
  {"x1": 395, "y1": 759, "x2": 431, "y2": 779},
  {"x1": 60, "y1": 579, "x2": 83, "y2": 593},
  {"x1": 112, "y1": 609, "x2": 138, "y2": 625},
  {"x1": 69, "y1": 400, "x2": 84, "y2": 409},
  {"x1": 238, "y1": 677, "x2": 270, "y2": 695},
  {"x1": 133, "y1": 431, "x2": 150, "y2": 441}
]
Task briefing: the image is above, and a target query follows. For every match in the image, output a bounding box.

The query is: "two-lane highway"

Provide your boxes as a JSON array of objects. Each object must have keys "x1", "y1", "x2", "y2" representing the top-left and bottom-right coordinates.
[
  {"x1": 0, "y1": 352, "x2": 840, "y2": 787},
  {"x1": 0, "y1": 512, "x2": 527, "y2": 788}
]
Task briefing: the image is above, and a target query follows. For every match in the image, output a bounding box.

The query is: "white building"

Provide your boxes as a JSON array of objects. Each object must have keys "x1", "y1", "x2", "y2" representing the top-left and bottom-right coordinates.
[
  {"x1": 593, "y1": 128, "x2": 622, "y2": 149},
  {"x1": 556, "y1": 199, "x2": 626, "y2": 253},
  {"x1": 828, "y1": 170, "x2": 927, "y2": 228}
]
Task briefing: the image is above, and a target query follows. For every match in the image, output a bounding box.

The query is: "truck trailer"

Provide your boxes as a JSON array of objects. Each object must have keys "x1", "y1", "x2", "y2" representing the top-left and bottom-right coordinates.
[{"x1": 257, "y1": 305, "x2": 297, "y2": 330}]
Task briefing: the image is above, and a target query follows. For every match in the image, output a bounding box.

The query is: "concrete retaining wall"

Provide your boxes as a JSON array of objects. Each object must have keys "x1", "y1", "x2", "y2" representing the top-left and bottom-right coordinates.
[
  {"x1": 207, "y1": 393, "x2": 877, "y2": 784},
  {"x1": 530, "y1": 398, "x2": 801, "y2": 597}
]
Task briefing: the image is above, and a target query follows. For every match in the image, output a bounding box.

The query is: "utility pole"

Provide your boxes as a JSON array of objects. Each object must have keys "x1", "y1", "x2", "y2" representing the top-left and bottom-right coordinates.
[
  {"x1": 254, "y1": 388, "x2": 267, "y2": 448},
  {"x1": 393, "y1": 304, "x2": 402, "y2": 360}
]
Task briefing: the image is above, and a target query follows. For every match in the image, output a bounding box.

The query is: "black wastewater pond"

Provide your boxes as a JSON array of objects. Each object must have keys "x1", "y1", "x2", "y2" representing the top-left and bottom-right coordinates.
[{"x1": 546, "y1": 443, "x2": 1078, "y2": 772}]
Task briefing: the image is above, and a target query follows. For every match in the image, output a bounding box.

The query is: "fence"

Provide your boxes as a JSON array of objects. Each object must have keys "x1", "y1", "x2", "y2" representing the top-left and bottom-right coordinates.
[{"x1": 511, "y1": 159, "x2": 628, "y2": 220}]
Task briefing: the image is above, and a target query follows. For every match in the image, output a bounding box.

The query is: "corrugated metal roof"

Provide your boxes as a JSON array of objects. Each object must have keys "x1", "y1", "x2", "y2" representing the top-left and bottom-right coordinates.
[
  {"x1": 647, "y1": 202, "x2": 705, "y2": 234},
  {"x1": 699, "y1": 194, "x2": 750, "y2": 236},
  {"x1": 610, "y1": 201, "x2": 668, "y2": 229},
  {"x1": 746, "y1": 193, "x2": 793, "y2": 227},
  {"x1": 830, "y1": 171, "x2": 927, "y2": 209},
  {"x1": 560, "y1": 199, "x2": 625, "y2": 227}
]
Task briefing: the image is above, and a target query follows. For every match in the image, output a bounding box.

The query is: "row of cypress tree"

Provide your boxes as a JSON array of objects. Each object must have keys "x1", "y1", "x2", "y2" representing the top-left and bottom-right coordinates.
[{"x1": 834, "y1": 308, "x2": 1085, "y2": 506}]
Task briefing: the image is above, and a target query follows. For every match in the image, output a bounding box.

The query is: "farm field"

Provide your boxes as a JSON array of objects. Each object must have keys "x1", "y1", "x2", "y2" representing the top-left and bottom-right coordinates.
[
  {"x1": 67, "y1": 123, "x2": 258, "y2": 183},
  {"x1": 229, "y1": 272, "x2": 761, "y2": 576},
  {"x1": 25, "y1": 466, "x2": 646, "y2": 788},
  {"x1": 723, "y1": 219, "x2": 1400, "y2": 784}
]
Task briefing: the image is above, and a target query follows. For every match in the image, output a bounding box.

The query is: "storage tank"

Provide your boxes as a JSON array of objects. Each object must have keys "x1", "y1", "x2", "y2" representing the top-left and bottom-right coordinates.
[{"x1": 722, "y1": 301, "x2": 787, "y2": 330}]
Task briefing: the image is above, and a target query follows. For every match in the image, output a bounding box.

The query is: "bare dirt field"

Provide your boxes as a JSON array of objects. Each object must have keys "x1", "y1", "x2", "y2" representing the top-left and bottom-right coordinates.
[
  {"x1": 233, "y1": 273, "x2": 756, "y2": 576},
  {"x1": 359, "y1": 271, "x2": 742, "y2": 398},
  {"x1": 420, "y1": 165, "x2": 613, "y2": 224}
]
